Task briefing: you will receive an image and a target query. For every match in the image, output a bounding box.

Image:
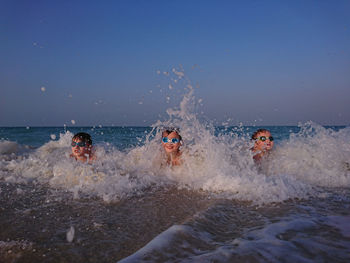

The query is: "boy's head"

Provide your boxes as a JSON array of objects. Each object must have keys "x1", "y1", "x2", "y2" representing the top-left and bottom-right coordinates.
[
  {"x1": 72, "y1": 132, "x2": 92, "y2": 145},
  {"x1": 161, "y1": 128, "x2": 182, "y2": 154},
  {"x1": 252, "y1": 129, "x2": 274, "y2": 152},
  {"x1": 71, "y1": 132, "x2": 93, "y2": 159}
]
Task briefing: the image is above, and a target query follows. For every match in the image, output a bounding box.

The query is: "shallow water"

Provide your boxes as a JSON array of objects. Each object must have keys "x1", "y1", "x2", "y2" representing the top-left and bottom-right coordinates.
[
  {"x1": 0, "y1": 182, "x2": 214, "y2": 262},
  {"x1": 1, "y1": 182, "x2": 349, "y2": 262}
]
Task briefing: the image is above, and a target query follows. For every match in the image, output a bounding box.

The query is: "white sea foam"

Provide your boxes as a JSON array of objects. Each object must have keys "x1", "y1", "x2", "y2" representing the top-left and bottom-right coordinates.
[
  {"x1": 268, "y1": 122, "x2": 350, "y2": 187},
  {"x1": 118, "y1": 225, "x2": 190, "y2": 263},
  {"x1": 121, "y1": 210, "x2": 350, "y2": 262},
  {"x1": 142, "y1": 219, "x2": 318, "y2": 263},
  {"x1": 0, "y1": 125, "x2": 346, "y2": 204}
]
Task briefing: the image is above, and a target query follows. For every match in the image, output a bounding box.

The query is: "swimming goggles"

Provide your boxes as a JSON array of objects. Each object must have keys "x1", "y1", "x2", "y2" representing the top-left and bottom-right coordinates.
[
  {"x1": 71, "y1": 141, "x2": 87, "y2": 147},
  {"x1": 257, "y1": 136, "x2": 274, "y2": 142},
  {"x1": 162, "y1": 137, "x2": 180, "y2": 144}
]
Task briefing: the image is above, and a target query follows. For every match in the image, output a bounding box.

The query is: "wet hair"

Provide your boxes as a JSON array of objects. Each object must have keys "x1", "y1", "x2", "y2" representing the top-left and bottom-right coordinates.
[
  {"x1": 251, "y1": 129, "x2": 270, "y2": 140},
  {"x1": 162, "y1": 128, "x2": 182, "y2": 141},
  {"x1": 72, "y1": 132, "x2": 92, "y2": 145}
]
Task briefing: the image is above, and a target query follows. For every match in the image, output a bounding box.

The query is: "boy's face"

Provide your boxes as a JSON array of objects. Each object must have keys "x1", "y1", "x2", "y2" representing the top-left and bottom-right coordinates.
[
  {"x1": 254, "y1": 131, "x2": 274, "y2": 152},
  {"x1": 162, "y1": 131, "x2": 181, "y2": 154},
  {"x1": 71, "y1": 138, "x2": 91, "y2": 159}
]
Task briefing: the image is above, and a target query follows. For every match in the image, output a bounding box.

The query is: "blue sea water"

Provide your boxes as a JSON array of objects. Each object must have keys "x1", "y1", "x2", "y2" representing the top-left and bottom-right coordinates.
[
  {"x1": 0, "y1": 126, "x2": 152, "y2": 150},
  {"x1": 1, "y1": 125, "x2": 346, "y2": 151}
]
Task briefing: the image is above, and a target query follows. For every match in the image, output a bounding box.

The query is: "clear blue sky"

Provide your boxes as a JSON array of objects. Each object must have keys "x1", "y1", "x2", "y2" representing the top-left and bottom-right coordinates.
[{"x1": 1, "y1": 0, "x2": 349, "y2": 126}]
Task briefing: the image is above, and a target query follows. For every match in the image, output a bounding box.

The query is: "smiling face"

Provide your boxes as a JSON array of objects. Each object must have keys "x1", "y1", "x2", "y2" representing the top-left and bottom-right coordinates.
[
  {"x1": 161, "y1": 131, "x2": 181, "y2": 155},
  {"x1": 71, "y1": 138, "x2": 91, "y2": 160},
  {"x1": 253, "y1": 130, "x2": 274, "y2": 152}
]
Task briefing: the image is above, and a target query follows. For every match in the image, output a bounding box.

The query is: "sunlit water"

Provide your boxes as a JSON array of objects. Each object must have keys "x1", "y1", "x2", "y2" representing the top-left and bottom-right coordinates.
[{"x1": 1, "y1": 85, "x2": 350, "y2": 262}]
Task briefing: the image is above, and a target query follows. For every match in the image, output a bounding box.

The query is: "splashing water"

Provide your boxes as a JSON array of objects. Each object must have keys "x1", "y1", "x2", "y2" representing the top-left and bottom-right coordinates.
[{"x1": 1, "y1": 70, "x2": 349, "y2": 205}]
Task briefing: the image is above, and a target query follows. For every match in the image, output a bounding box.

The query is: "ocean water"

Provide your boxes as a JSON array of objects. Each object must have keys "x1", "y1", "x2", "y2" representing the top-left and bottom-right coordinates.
[
  {"x1": 1, "y1": 86, "x2": 350, "y2": 262},
  {"x1": 1, "y1": 123, "x2": 349, "y2": 262}
]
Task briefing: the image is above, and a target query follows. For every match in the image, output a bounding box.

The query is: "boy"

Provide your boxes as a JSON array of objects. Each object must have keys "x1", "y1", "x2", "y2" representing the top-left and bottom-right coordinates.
[
  {"x1": 161, "y1": 128, "x2": 182, "y2": 166},
  {"x1": 251, "y1": 129, "x2": 274, "y2": 162},
  {"x1": 70, "y1": 132, "x2": 95, "y2": 163}
]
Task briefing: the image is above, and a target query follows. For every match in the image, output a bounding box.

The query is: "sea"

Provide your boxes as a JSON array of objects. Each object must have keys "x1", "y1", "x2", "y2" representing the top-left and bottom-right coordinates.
[{"x1": 1, "y1": 89, "x2": 350, "y2": 262}]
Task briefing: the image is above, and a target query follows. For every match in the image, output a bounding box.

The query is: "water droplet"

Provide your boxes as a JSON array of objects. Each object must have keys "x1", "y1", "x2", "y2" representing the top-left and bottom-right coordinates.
[{"x1": 66, "y1": 226, "x2": 75, "y2": 243}]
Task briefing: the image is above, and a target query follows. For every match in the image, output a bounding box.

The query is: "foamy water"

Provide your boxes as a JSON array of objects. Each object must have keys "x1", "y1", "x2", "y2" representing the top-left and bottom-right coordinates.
[{"x1": 1, "y1": 122, "x2": 349, "y2": 204}]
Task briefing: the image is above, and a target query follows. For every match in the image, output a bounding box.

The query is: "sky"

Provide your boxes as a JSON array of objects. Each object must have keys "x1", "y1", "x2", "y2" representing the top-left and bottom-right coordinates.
[{"x1": 1, "y1": 0, "x2": 350, "y2": 126}]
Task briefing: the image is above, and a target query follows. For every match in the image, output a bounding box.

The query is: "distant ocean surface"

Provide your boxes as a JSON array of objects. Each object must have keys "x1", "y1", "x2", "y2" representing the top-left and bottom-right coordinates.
[{"x1": 1, "y1": 124, "x2": 349, "y2": 262}]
